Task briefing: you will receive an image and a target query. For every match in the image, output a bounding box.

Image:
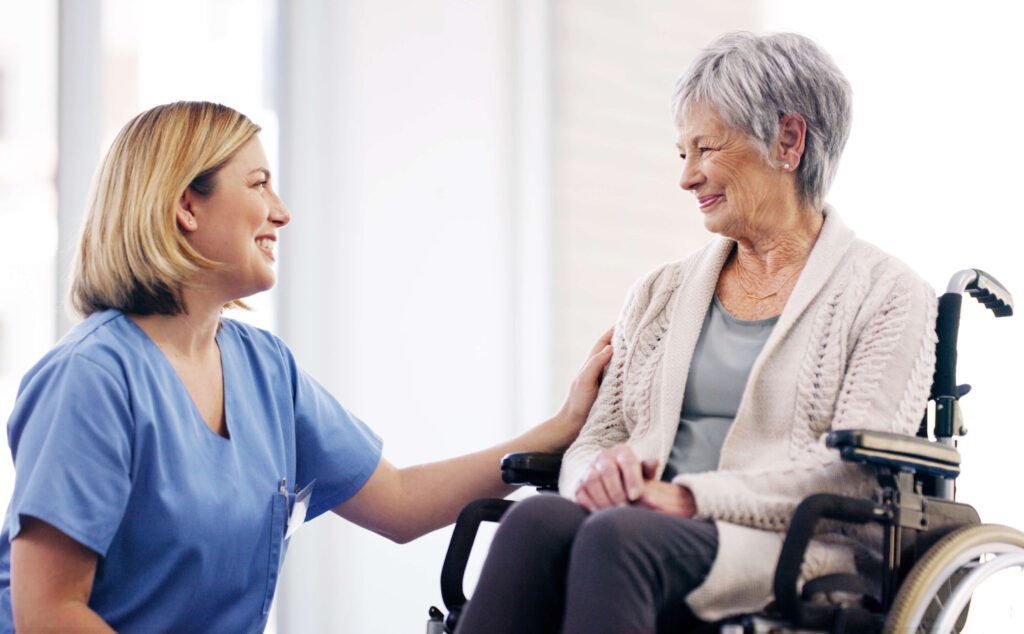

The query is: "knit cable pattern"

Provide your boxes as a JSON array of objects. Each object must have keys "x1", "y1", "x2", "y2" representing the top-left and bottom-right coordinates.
[
  {"x1": 678, "y1": 273, "x2": 936, "y2": 533},
  {"x1": 791, "y1": 282, "x2": 846, "y2": 463},
  {"x1": 832, "y1": 286, "x2": 913, "y2": 434},
  {"x1": 559, "y1": 267, "x2": 678, "y2": 493},
  {"x1": 896, "y1": 286, "x2": 940, "y2": 431},
  {"x1": 622, "y1": 298, "x2": 673, "y2": 438}
]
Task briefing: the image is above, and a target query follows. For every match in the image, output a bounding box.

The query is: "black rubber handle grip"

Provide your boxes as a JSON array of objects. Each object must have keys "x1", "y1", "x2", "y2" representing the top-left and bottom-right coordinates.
[
  {"x1": 932, "y1": 293, "x2": 962, "y2": 400},
  {"x1": 966, "y1": 269, "x2": 1013, "y2": 317}
]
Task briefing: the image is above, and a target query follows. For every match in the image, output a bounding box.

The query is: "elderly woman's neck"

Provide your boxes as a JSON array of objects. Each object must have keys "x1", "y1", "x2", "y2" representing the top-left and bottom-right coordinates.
[{"x1": 732, "y1": 208, "x2": 823, "y2": 274}]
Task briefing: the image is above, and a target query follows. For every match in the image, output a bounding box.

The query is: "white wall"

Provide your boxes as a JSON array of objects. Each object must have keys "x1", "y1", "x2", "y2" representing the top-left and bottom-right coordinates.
[
  {"x1": 0, "y1": 0, "x2": 57, "y2": 513},
  {"x1": 274, "y1": 2, "x2": 524, "y2": 631},
  {"x1": 548, "y1": 0, "x2": 760, "y2": 400}
]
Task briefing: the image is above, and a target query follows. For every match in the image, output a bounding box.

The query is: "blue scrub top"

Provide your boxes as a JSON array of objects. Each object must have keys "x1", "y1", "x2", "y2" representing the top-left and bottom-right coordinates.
[{"x1": 0, "y1": 310, "x2": 383, "y2": 632}]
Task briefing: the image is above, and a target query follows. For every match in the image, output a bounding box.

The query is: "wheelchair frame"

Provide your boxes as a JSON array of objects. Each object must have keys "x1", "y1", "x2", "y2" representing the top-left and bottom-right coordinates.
[{"x1": 428, "y1": 269, "x2": 1022, "y2": 634}]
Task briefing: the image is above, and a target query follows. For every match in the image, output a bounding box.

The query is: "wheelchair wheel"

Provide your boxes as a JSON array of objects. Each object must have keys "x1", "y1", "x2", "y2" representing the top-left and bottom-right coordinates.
[{"x1": 883, "y1": 523, "x2": 1024, "y2": 633}]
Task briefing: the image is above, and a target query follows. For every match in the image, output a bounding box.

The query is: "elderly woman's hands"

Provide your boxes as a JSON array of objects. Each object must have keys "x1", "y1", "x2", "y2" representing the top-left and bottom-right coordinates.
[
  {"x1": 576, "y1": 444, "x2": 697, "y2": 517},
  {"x1": 576, "y1": 444, "x2": 650, "y2": 510},
  {"x1": 634, "y1": 480, "x2": 697, "y2": 517}
]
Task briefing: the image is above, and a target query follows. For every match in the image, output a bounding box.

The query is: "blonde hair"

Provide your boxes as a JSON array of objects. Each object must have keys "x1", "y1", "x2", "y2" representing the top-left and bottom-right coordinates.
[{"x1": 70, "y1": 101, "x2": 261, "y2": 317}]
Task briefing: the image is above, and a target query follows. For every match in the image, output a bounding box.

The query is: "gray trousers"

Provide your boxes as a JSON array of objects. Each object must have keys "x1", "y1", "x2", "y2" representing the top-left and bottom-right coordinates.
[{"x1": 454, "y1": 494, "x2": 719, "y2": 634}]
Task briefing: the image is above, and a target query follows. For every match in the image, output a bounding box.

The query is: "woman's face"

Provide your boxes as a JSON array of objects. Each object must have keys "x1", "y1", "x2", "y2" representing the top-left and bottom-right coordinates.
[
  {"x1": 676, "y1": 103, "x2": 786, "y2": 240},
  {"x1": 183, "y1": 136, "x2": 290, "y2": 300}
]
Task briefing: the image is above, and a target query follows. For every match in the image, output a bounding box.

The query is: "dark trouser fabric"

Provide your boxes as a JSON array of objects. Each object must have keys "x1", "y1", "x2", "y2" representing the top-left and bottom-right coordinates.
[{"x1": 454, "y1": 494, "x2": 719, "y2": 634}]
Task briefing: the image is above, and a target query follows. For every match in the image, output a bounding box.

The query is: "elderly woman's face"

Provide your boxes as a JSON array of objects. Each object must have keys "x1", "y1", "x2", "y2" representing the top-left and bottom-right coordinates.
[{"x1": 676, "y1": 103, "x2": 784, "y2": 239}]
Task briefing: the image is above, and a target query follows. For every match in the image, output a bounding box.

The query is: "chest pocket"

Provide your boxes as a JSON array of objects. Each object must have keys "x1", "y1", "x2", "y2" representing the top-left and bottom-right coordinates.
[{"x1": 262, "y1": 487, "x2": 290, "y2": 614}]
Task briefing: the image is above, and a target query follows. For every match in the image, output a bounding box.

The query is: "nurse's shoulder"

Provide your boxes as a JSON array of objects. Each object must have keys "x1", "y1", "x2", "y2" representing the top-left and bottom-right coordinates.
[{"x1": 16, "y1": 310, "x2": 136, "y2": 395}]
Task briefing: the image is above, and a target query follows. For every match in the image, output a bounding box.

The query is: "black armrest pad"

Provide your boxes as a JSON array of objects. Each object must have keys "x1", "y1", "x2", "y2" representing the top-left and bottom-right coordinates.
[
  {"x1": 827, "y1": 430, "x2": 960, "y2": 478},
  {"x1": 501, "y1": 452, "x2": 562, "y2": 488}
]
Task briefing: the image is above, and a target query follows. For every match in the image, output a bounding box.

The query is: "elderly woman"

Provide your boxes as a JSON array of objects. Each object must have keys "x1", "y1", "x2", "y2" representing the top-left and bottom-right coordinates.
[
  {"x1": 0, "y1": 101, "x2": 612, "y2": 632},
  {"x1": 455, "y1": 32, "x2": 936, "y2": 633}
]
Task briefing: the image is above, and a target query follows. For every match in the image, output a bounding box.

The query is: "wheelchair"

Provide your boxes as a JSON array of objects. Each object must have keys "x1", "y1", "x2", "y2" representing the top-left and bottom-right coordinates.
[{"x1": 427, "y1": 269, "x2": 1023, "y2": 634}]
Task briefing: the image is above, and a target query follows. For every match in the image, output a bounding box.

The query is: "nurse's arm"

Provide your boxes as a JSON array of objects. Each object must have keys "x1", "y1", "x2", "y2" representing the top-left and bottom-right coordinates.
[
  {"x1": 334, "y1": 329, "x2": 614, "y2": 544},
  {"x1": 10, "y1": 517, "x2": 115, "y2": 633},
  {"x1": 333, "y1": 434, "x2": 529, "y2": 544}
]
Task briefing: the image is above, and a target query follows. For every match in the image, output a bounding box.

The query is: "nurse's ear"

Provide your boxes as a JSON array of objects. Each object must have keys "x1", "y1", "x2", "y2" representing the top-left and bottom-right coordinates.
[{"x1": 176, "y1": 190, "x2": 199, "y2": 232}]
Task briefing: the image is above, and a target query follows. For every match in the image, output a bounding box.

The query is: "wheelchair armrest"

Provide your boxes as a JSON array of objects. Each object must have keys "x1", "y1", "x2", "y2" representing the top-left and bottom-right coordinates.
[
  {"x1": 501, "y1": 452, "x2": 562, "y2": 490},
  {"x1": 435, "y1": 453, "x2": 561, "y2": 631},
  {"x1": 440, "y1": 498, "x2": 513, "y2": 617},
  {"x1": 774, "y1": 493, "x2": 890, "y2": 630},
  {"x1": 827, "y1": 429, "x2": 961, "y2": 479}
]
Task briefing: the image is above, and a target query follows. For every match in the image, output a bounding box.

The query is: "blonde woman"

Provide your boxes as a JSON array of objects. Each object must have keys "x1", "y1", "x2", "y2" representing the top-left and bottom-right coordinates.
[{"x1": 0, "y1": 102, "x2": 612, "y2": 632}]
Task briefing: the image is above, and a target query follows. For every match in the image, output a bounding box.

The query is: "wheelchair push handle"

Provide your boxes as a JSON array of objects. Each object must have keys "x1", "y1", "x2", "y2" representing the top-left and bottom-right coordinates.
[
  {"x1": 936, "y1": 268, "x2": 1013, "y2": 396},
  {"x1": 945, "y1": 268, "x2": 1013, "y2": 316},
  {"x1": 933, "y1": 269, "x2": 1013, "y2": 437}
]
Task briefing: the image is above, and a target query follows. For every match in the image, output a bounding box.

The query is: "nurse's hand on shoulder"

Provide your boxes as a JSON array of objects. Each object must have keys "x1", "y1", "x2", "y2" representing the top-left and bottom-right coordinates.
[{"x1": 548, "y1": 327, "x2": 614, "y2": 450}]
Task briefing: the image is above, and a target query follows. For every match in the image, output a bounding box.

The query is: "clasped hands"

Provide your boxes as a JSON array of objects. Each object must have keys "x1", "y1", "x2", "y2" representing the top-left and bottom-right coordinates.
[{"x1": 575, "y1": 444, "x2": 696, "y2": 517}]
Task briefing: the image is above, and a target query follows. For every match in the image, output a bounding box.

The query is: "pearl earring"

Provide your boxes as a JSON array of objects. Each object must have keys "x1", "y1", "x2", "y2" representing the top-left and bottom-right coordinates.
[{"x1": 783, "y1": 163, "x2": 791, "y2": 171}]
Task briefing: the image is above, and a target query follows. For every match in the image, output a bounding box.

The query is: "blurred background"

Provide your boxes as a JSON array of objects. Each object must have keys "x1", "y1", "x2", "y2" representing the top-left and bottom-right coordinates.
[{"x1": 1, "y1": 0, "x2": 1022, "y2": 631}]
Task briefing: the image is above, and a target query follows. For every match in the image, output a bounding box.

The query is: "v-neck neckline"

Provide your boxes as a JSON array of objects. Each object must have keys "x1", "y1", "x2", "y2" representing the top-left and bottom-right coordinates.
[{"x1": 125, "y1": 315, "x2": 234, "y2": 442}]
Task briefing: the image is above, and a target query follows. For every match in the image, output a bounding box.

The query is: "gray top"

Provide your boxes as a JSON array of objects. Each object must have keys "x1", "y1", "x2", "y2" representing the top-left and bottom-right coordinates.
[{"x1": 661, "y1": 295, "x2": 778, "y2": 481}]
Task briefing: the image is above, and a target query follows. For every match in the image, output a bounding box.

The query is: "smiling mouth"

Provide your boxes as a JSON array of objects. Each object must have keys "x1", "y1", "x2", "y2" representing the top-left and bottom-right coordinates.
[
  {"x1": 697, "y1": 195, "x2": 723, "y2": 210},
  {"x1": 256, "y1": 237, "x2": 276, "y2": 260}
]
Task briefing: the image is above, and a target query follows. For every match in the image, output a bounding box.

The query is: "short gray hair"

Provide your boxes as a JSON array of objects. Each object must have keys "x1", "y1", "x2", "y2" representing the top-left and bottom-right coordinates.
[{"x1": 673, "y1": 32, "x2": 852, "y2": 208}]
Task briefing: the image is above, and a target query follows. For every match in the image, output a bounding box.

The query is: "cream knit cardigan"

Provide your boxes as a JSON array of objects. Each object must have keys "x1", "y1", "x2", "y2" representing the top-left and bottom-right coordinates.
[{"x1": 559, "y1": 208, "x2": 938, "y2": 620}]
